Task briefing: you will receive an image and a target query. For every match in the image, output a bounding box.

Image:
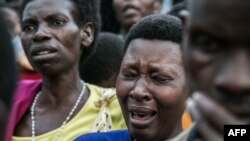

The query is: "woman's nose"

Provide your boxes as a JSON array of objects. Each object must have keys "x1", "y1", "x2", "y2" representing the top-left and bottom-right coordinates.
[
  {"x1": 129, "y1": 79, "x2": 152, "y2": 102},
  {"x1": 33, "y1": 25, "x2": 51, "y2": 42}
]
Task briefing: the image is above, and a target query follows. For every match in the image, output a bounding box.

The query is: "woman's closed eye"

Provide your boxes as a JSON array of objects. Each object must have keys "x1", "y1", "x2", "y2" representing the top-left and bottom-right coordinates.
[
  {"x1": 122, "y1": 71, "x2": 138, "y2": 80},
  {"x1": 151, "y1": 75, "x2": 173, "y2": 84}
]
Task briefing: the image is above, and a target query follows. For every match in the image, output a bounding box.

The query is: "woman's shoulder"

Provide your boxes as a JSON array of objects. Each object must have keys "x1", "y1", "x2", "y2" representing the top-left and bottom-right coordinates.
[
  {"x1": 88, "y1": 84, "x2": 119, "y2": 111},
  {"x1": 14, "y1": 79, "x2": 42, "y2": 101},
  {"x1": 169, "y1": 123, "x2": 196, "y2": 141},
  {"x1": 18, "y1": 79, "x2": 42, "y2": 88},
  {"x1": 87, "y1": 83, "x2": 116, "y2": 101},
  {"x1": 87, "y1": 84, "x2": 115, "y2": 94},
  {"x1": 74, "y1": 130, "x2": 131, "y2": 141}
]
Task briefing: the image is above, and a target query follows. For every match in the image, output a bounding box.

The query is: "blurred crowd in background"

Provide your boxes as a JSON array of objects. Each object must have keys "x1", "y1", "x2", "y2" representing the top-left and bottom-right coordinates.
[{"x1": 1, "y1": 0, "x2": 249, "y2": 141}]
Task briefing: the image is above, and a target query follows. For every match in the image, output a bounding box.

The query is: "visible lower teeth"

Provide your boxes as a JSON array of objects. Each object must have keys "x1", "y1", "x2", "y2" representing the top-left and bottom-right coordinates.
[
  {"x1": 37, "y1": 51, "x2": 49, "y2": 55},
  {"x1": 131, "y1": 112, "x2": 149, "y2": 118}
]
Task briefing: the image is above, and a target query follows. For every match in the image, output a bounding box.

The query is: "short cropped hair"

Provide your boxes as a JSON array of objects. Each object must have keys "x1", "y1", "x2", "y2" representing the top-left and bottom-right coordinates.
[
  {"x1": 124, "y1": 14, "x2": 183, "y2": 52},
  {"x1": 20, "y1": 0, "x2": 101, "y2": 60},
  {"x1": 80, "y1": 32, "x2": 124, "y2": 86}
]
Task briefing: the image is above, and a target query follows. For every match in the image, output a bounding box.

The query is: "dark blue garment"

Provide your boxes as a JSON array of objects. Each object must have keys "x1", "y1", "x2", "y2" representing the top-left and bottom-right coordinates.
[
  {"x1": 187, "y1": 124, "x2": 198, "y2": 141},
  {"x1": 74, "y1": 130, "x2": 132, "y2": 141}
]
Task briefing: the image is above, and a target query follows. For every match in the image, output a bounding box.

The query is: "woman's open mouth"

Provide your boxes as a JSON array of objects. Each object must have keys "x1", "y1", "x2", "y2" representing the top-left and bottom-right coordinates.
[
  {"x1": 129, "y1": 106, "x2": 157, "y2": 129},
  {"x1": 31, "y1": 47, "x2": 58, "y2": 61}
]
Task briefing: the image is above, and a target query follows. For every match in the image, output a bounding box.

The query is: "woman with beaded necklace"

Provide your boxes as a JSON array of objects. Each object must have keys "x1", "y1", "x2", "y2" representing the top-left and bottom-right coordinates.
[{"x1": 5, "y1": 0, "x2": 126, "y2": 141}]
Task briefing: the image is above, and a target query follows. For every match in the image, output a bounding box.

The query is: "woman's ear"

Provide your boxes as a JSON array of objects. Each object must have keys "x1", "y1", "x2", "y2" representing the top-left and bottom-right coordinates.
[{"x1": 80, "y1": 22, "x2": 94, "y2": 48}]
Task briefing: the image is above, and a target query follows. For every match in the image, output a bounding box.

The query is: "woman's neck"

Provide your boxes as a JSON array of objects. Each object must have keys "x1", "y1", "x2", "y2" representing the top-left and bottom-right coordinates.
[{"x1": 39, "y1": 70, "x2": 83, "y2": 107}]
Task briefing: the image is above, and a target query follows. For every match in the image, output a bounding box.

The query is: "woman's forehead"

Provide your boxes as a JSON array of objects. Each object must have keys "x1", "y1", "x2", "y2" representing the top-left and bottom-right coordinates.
[
  {"x1": 22, "y1": 0, "x2": 74, "y2": 19},
  {"x1": 127, "y1": 39, "x2": 181, "y2": 56},
  {"x1": 123, "y1": 39, "x2": 182, "y2": 66}
]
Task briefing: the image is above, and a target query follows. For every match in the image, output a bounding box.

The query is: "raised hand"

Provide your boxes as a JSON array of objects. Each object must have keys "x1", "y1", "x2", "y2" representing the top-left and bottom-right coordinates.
[{"x1": 187, "y1": 92, "x2": 246, "y2": 141}]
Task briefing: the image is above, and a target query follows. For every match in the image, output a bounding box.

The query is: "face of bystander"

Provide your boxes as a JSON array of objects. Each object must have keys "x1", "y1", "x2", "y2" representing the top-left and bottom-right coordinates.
[
  {"x1": 113, "y1": 0, "x2": 161, "y2": 34},
  {"x1": 184, "y1": 0, "x2": 250, "y2": 123},
  {"x1": 21, "y1": 0, "x2": 93, "y2": 76}
]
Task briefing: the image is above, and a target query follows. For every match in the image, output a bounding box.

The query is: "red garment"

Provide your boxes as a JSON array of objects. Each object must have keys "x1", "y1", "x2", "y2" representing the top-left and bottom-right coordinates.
[
  {"x1": 5, "y1": 80, "x2": 42, "y2": 141},
  {"x1": 20, "y1": 69, "x2": 41, "y2": 80}
]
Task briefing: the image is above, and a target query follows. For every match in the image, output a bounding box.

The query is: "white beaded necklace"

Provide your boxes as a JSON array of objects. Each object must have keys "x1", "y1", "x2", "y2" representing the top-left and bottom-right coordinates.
[{"x1": 30, "y1": 81, "x2": 86, "y2": 141}]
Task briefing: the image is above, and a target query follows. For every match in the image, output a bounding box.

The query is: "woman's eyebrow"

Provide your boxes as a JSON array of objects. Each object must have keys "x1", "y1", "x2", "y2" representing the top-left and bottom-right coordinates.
[{"x1": 45, "y1": 13, "x2": 70, "y2": 20}]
